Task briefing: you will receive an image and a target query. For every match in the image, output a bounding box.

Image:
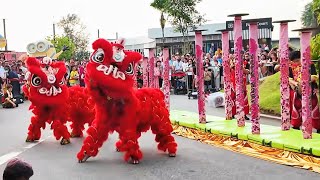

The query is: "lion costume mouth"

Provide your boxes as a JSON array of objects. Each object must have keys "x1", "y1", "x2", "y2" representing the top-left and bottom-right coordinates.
[
  {"x1": 38, "y1": 86, "x2": 62, "y2": 96},
  {"x1": 96, "y1": 64, "x2": 126, "y2": 80}
]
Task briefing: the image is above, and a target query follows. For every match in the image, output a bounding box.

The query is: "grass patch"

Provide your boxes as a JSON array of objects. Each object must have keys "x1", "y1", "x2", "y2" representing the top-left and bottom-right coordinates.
[{"x1": 222, "y1": 72, "x2": 318, "y2": 116}]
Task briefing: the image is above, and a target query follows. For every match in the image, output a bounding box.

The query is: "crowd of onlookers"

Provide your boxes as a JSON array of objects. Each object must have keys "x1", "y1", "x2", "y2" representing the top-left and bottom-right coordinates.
[
  {"x1": 0, "y1": 52, "x2": 88, "y2": 109},
  {"x1": 0, "y1": 53, "x2": 28, "y2": 109},
  {"x1": 0, "y1": 46, "x2": 282, "y2": 109},
  {"x1": 147, "y1": 45, "x2": 281, "y2": 95}
]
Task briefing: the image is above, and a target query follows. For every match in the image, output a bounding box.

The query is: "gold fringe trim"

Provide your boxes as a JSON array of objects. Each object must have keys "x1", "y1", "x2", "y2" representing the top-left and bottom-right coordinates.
[{"x1": 172, "y1": 125, "x2": 320, "y2": 173}]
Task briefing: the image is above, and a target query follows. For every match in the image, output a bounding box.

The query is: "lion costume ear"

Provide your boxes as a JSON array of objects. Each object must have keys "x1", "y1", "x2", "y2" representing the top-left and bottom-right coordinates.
[
  {"x1": 26, "y1": 57, "x2": 40, "y2": 68},
  {"x1": 124, "y1": 51, "x2": 143, "y2": 64},
  {"x1": 92, "y1": 38, "x2": 113, "y2": 60}
]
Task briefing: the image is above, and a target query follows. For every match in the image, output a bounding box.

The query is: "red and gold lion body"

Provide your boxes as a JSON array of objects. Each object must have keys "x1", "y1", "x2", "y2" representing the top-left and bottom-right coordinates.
[
  {"x1": 24, "y1": 57, "x2": 94, "y2": 145},
  {"x1": 77, "y1": 39, "x2": 177, "y2": 164}
]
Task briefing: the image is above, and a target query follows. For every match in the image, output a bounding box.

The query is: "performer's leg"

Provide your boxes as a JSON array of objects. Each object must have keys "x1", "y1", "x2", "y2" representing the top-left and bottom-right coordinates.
[
  {"x1": 152, "y1": 121, "x2": 177, "y2": 157},
  {"x1": 311, "y1": 95, "x2": 320, "y2": 133},
  {"x1": 115, "y1": 131, "x2": 143, "y2": 152},
  {"x1": 290, "y1": 91, "x2": 302, "y2": 129},
  {"x1": 231, "y1": 89, "x2": 236, "y2": 118},
  {"x1": 150, "y1": 95, "x2": 177, "y2": 157},
  {"x1": 115, "y1": 108, "x2": 142, "y2": 164},
  {"x1": 115, "y1": 139, "x2": 123, "y2": 152},
  {"x1": 243, "y1": 89, "x2": 250, "y2": 120},
  {"x1": 77, "y1": 122, "x2": 110, "y2": 163},
  {"x1": 51, "y1": 120, "x2": 71, "y2": 145},
  {"x1": 70, "y1": 120, "x2": 85, "y2": 138},
  {"x1": 26, "y1": 116, "x2": 43, "y2": 142}
]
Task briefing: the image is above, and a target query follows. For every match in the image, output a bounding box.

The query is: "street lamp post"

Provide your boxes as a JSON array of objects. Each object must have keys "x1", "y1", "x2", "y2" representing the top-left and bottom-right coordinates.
[
  {"x1": 3, "y1": 19, "x2": 7, "y2": 51},
  {"x1": 53, "y1": 23, "x2": 56, "y2": 45}
]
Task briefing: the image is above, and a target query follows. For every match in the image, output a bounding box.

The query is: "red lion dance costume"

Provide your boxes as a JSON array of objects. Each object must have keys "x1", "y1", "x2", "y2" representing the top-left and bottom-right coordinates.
[
  {"x1": 77, "y1": 38, "x2": 177, "y2": 164},
  {"x1": 230, "y1": 58, "x2": 250, "y2": 119},
  {"x1": 24, "y1": 57, "x2": 94, "y2": 145},
  {"x1": 289, "y1": 53, "x2": 320, "y2": 133}
]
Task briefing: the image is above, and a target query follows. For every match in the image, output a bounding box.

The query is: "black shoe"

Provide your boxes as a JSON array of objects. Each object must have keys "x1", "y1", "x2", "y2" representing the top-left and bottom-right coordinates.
[
  {"x1": 245, "y1": 115, "x2": 250, "y2": 120},
  {"x1": 292, "y1": 127, "x2": 300, "y2": 130}
]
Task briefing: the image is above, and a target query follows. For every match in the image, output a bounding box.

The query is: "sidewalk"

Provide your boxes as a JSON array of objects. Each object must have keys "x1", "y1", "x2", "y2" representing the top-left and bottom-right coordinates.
[{"x1": 170, "y1": 110, "x2": 320, "y2": 157}]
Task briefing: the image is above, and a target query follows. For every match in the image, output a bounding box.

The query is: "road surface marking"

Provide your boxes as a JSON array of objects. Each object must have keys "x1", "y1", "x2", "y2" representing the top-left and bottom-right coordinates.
[{"x1": 0, "y1": 136, "x2": 51, "y2": 166}]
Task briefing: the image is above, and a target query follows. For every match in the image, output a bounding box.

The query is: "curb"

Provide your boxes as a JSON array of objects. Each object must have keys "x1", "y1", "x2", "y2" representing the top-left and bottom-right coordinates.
[{"x1": 253, "y1": 113, "x2": 281, "y2": 120}]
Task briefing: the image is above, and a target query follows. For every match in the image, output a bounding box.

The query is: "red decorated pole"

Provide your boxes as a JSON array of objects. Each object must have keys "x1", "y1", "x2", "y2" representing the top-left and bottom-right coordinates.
[
  {"x1": 194, "y1": 30, "x2": 206, "y2": 124},
  {"x1": 274, "y1": 20, "x2": 296, "y2": 131},
  {"x1": 142, "y1": 57, "x2": 149, "y2": 88},
  {"x1": 218, "y1": 29, "x2": 232, "y2": 120},
  {"x1": 228, "y1": 13, "x2": 249, "y2": 127},
  {"x1": 293, "y1": 28, "x2": 315, "y2": 139},
  {"x1": 133, "y1": 62, "x2": 138, "y2": 89},
  {"x1": 249, "y1": 21, "x2": 260, "y2": 134},
  {"x1": 163, "y1": 47, "x2": 170, "y2": 110},
  {"x1": 148, "y1": 48, "x2": 155, "y2": 88}
]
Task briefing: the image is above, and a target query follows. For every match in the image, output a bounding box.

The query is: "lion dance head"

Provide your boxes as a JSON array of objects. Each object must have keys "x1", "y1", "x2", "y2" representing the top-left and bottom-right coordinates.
[
  {"x1": 85, "y1": 38, "x2": 142, "y2": 98},
  {"x1": 25, "y1": 57, "x2": 68, "y2": 106}
]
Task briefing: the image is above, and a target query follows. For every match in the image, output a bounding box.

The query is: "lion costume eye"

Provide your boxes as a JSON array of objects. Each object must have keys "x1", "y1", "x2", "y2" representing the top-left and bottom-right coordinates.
[
  {"x1": 31, "y1": 75, "x2": 42, "y2": 87},
  {"x1": 92, "y1": 48, "x2": 104, "y2": 63},
  {"x1": 126, "y1": 63, "x2": 134, "y2": 75}
]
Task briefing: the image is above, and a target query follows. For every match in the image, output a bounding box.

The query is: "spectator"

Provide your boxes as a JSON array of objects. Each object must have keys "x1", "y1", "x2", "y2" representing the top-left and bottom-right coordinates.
[
  {"x1": 78, "y1": 64, "x2": 85, "y2": 87},
  {"x1": 0, "y1": 60, "x2": 5, "y2": 100},
  {"x1": 204, "y1": 67, "x2": 212, "y2": 93},
  {"x1": 184, "y1": 59, "x2": 194, "y2": 90},
  {"x1": 154, "y1": 60, "x2": 163, "y2": 89},
  {"x1": 5, "y1": 65, "x2": 21, "y2": 98},
  {"x1": 0, "y1": 53, "x2": 5, "y2": 61},
  {"x1": 270, "y1": 52, "x2": 279, "y2": 73},
  {"x1": 203, "y1": 57, "x2": 211, "y2": 67},
  {"x1": 212, "y1": 60, "x2": 220, "y2": 91},
  {"x1": 216, "y1": 53, "x2": 224, "y2": 88},
  {"x1": 259, "y1": 54, "x2": 268, "y2": 76},
  {"x1": 68, "y1": 66, "x2": 79, "y2": 87},
  {"x1": 3, "y1": 158, "x2": 34, "y2": 180},
  {"x1": 172, "y1": 55, "x2": 183, "y2": 72},
  {"x1": 2, "y1": 84, "x2": 18, "y2": 108}
]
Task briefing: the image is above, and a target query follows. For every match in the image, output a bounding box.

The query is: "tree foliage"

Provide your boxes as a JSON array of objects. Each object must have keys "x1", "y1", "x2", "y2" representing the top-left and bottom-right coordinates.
[
  {"x1": 74, "y1": 51, "x2": 91, "y2": 61},
  {"x1": 151, "y1": 0, "x2": 206, "y2": 54},
  {"x1": 312, "y1": 0, "x2": 320, "y2": 22},
  {"x1": 301, "y1": 0, "x2": 320, "y2": 62},
  {"x1": 46, "y1": 35, "x2": 75, "y2": 60},
  {"x1": 57, "y1": 14, "x2": 89, "y2": 55},
  {"x1": 311, "y1": 34, "x2": 320, "y2": 60},
  {"x1": 151, "y1": 0, "x2": 166, "y2": 11},
  {"x1": 301, "y1": 2, "x2": 317, "y2": 27}
]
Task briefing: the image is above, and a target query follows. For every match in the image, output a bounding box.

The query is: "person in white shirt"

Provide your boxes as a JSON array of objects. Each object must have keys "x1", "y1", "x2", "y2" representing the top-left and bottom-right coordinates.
[
  {"x1": 184, "y1": 59, "x2": 194, "y2": 90},
  {"x1": 0, "y1": 61, "x2": 5, "y2": 80},
  {"x1": 172, "y1": 55, "x2": 183, "y2": 72},
  {"x1": 0, "y1": 60, "x2": 5, "y2": 99}
]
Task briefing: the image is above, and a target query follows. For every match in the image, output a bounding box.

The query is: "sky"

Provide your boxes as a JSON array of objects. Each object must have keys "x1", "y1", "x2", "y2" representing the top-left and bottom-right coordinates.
[{"x1": 0, "y1": 0, "x2": 313, "y2": 52}]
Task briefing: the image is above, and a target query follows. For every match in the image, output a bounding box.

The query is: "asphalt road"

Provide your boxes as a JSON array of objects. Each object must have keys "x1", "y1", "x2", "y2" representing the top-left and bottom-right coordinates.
[{"x1": 0, "y1": 95, "x2": 319, "y2": 180}]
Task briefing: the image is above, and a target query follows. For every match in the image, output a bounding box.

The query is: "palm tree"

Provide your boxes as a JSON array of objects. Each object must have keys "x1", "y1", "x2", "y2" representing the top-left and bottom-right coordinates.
[{"x1": 151, "y1": 0, "x2": 167, "y2": 47}]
